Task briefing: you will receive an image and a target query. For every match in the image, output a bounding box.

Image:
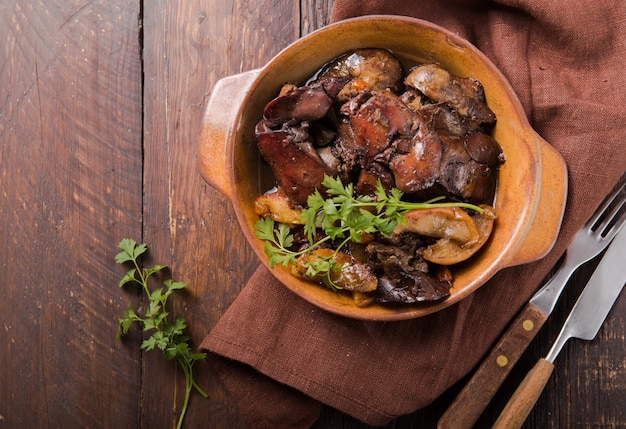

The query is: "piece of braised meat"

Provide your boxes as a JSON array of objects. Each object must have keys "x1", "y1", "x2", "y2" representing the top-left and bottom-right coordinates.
[
  {"x1": 366, "y1": 232, "x2": 429, "y2": 273},
  {"x1": 463, "y1": 131, "x2": 506, "y2": 166},
  {"x1": 387, "y1": 117, "x2": 443, "y2": 194},
  {"x1": 318, "y1": 48, "x2": 405, "y2": 101},
  {"x1": 438, "y1": 132, "x2": 504, "y2": 204},
  {"x1": 263, "y1": 77, "x2": 349, "y2": 126},
  {"x1": 324, "y1": 119, "x2": 362, "y2": 183},
  {"x1": 343, "y1": 90, "x2": 418, "y2": 167},
  {"x1": 355, "y1": 162, "x2": 395, "y2": 196},
  {"x1": 417, "y1": 102, "x2": 480, "y2": 137},
  {"x1": 255, "y1": 120, "x2": 330, "y2": 205},
  {"x1": 366, "y1": 232, "x2": 451, "y2": 302},
  {"x1": 373, "y1": 272, "x2": 451, "y2": 303},
  {"x1": 405, "y1": 64, "x2": 496, "y2": 127}
]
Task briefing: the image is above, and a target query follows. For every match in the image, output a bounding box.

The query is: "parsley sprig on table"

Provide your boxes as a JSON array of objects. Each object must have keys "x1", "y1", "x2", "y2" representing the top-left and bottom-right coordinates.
[
  {"x1": 115, "y1": 238, "x2": 207, "y2": 429},
  {"x1": 255, "y1": 175, "x2": 483, "y2": 287}
]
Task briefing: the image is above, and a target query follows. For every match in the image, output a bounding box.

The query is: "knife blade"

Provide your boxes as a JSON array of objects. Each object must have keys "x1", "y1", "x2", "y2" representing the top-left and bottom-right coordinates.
[{"x1": 492, "y1": 226, "x2": 626, "y2": 429}]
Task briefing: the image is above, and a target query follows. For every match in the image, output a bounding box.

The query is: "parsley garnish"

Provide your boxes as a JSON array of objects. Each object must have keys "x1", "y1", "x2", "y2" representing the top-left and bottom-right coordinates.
[
  {"x1": 115, "y1": 238, "x2": 207, "y2": 429},
  {"x1": 255, "y1": 175, "x2": 483, "y2": 287}
]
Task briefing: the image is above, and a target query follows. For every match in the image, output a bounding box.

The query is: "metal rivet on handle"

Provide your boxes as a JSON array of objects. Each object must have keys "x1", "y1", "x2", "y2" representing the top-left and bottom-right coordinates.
[
  {"x1": 522, "y1": 319, "x2": 534, "y2": 331},
  {"x1": 496, "y1": 355, "x2": 509, "y2": 367}
]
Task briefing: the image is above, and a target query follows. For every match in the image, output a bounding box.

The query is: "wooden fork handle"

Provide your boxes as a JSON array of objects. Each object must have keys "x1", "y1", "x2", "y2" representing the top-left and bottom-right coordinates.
[
  {"x1": 492, "y1": 358, "x2": 555, "y2": 429},
  {"x1": 437, "y1": 303, "x2": 548, "y2": 429}
]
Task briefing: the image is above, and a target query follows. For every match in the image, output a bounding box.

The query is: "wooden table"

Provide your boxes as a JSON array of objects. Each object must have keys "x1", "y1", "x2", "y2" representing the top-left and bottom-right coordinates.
[{"x1": 1, "y1": 1, "x2": 624, "y2": 427}]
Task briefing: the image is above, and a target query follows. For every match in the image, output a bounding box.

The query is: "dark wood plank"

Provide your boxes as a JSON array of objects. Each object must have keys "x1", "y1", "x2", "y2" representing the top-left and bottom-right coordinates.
[
  {"x1": 301, "y1": 0, "x2": 335, "y2": 35},
  {"x1": 141, "y1": 1, "x2": 302, "y2": 427},
  {"x1": 0, "y1": 0, "x2": 143, "y2": 427}
]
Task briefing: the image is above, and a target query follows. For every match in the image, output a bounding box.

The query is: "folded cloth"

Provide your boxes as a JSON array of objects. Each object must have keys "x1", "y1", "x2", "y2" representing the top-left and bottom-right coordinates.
[{"x1": 201, "y1": 1, "x2": 626, "y2": 427}]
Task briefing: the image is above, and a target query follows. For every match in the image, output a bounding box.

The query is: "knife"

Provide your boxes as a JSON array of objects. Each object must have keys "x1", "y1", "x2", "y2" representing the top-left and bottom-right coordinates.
[{"x1": 492, "y1": 226, "x2": 626, "y2": 429}]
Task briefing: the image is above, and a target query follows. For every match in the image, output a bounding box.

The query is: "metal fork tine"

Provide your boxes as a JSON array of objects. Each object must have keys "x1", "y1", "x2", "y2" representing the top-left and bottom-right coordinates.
[
  {"x1": 588, "y1": 179, "x2": 626, "y2": 234},
  {"x1": 600, "y1": 209, "x2": 625, "y2": 241},
  {"x1": 595, "y1": 185, "x2": 625, "y2": 238}
]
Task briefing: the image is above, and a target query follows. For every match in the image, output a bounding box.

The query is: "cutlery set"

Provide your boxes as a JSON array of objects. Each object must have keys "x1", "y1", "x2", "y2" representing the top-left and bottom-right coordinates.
[{"x1": 438, "y1": 179, "x2": 626, "y2": 429}]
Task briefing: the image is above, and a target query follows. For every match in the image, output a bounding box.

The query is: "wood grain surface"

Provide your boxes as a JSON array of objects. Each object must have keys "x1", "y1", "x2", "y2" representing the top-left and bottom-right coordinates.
[{"x1": 1, "y1": 1, "x2": 624, "y2": 428}]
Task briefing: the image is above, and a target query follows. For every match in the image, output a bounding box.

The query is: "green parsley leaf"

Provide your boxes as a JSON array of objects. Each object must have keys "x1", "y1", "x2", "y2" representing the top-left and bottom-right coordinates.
[{"x1": 115, "y1": 239, "x2": 208, "y2": 429}]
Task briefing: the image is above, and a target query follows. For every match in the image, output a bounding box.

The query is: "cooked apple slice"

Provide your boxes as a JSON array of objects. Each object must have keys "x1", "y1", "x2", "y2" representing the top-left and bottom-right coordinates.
[
  {"x1": 423, "y1": 205, "x2": 496, "y2": 265},
  {"x1": 254, "y1": 188, "x2": 303, "y2": 225},
  {"x1": 396, "y1": 206, "x2": 480, "y2": 245},
  {"x1": 291, "y1": 248, "x2": 378, "y2": 293}
]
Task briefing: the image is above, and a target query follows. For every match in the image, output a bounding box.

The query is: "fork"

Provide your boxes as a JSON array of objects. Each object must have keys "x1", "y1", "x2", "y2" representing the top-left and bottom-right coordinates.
[
  {"x1": 437, "y1": 178, "x2": 626, "y2": 429},
  {"x1": 527, "y1": 178, "x2": 625, "y2": 315}
]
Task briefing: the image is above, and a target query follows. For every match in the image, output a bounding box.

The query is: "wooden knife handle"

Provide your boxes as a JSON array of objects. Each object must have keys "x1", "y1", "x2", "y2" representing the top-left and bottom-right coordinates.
[
  {"x1": 437, "y1": 303, "x2": 548, "y2": 429},
  {"x1": 491, "y1": 358, "x2": 555, "y2": 429}
]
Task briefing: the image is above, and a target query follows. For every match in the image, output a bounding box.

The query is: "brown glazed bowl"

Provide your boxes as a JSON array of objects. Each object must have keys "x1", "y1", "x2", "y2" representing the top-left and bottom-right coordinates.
[{"x1": 198, "y1": 15, "x2": 568, "y2": 321}]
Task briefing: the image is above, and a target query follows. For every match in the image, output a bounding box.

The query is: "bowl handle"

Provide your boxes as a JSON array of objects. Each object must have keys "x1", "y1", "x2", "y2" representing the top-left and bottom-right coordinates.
[
  {"x1": 504, "y1": 133, "x2": 568, "y2": 267},
  {"x1": 198, "y1": 69, "x2": 261, "y2": 200}
]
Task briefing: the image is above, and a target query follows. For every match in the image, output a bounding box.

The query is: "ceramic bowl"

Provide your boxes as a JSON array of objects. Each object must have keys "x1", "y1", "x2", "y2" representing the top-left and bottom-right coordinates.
[{"x1": 198, "y1": 15, "x2": 567, "y2": 321}]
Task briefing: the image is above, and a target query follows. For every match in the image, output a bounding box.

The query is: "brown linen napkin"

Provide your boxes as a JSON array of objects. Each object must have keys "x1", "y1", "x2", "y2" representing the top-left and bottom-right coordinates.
[{"x1": 201, "y1": 1, "x2": 626, "y2": 427}]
